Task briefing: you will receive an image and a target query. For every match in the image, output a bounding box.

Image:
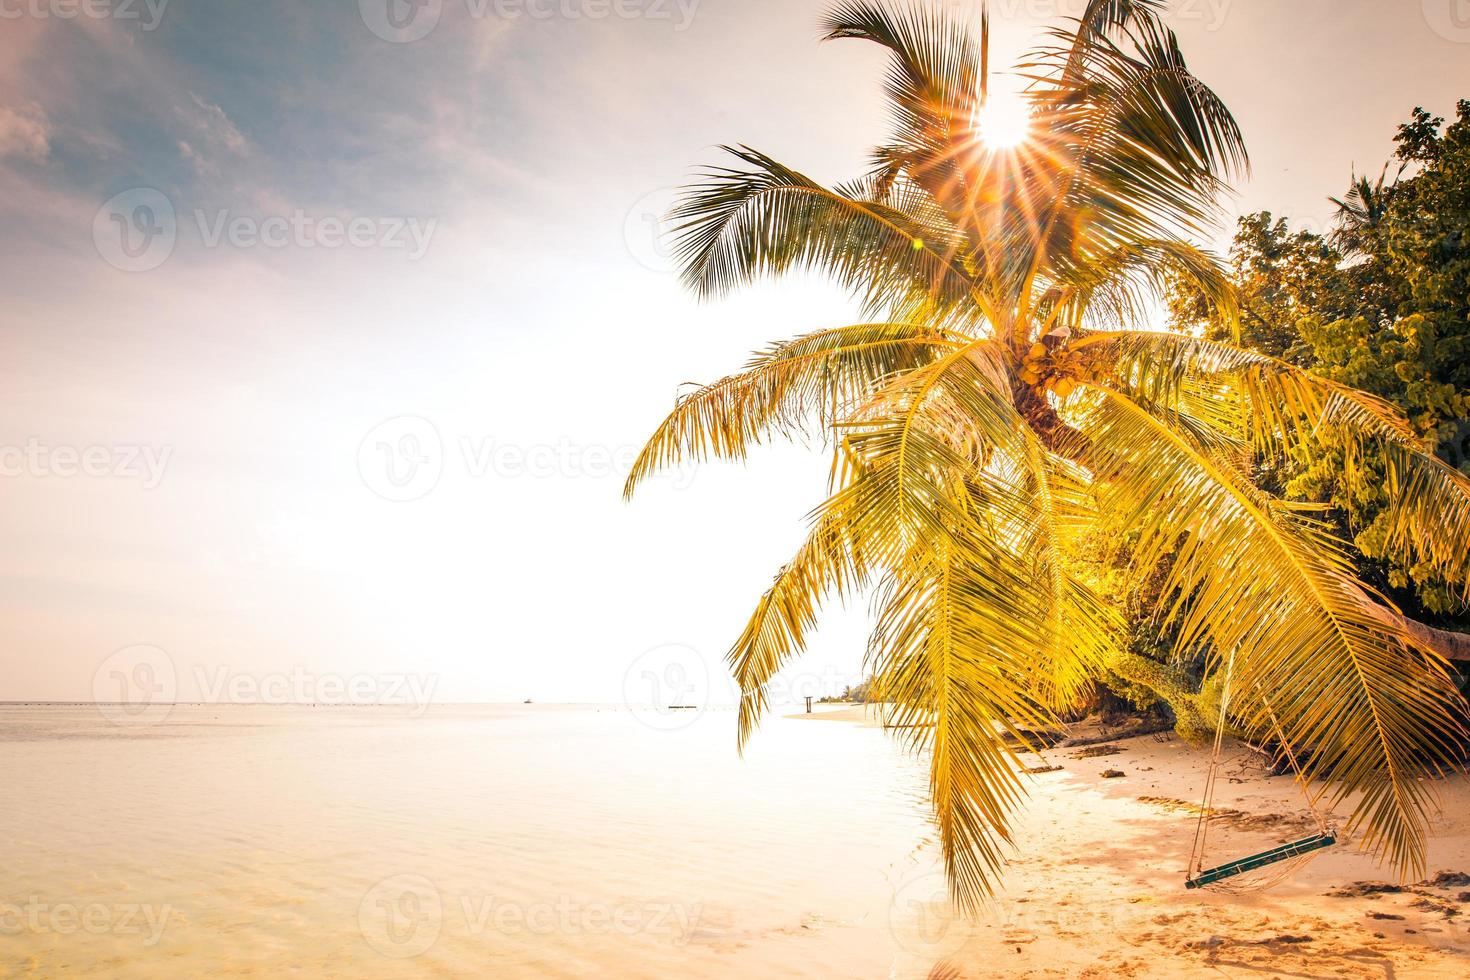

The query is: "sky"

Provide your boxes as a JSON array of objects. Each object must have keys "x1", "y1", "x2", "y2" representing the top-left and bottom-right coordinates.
[{"x1": 0, "y1": 0, "x2": 1467, "y2": 708}]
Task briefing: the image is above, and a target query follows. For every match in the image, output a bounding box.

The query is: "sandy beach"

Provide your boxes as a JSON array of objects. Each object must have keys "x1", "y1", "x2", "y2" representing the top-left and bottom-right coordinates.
[
  {"x1": 6, "y1": 2, "x2": 1469, "y2": 979},
  {"x1": 795, "y1": 704, "x2": 1470, "y2": 977}
]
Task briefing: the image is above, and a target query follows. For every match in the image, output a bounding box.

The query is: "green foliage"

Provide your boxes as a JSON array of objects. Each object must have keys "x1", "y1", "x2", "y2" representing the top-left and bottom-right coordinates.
[{"x1": 1170, "y1": 101, "x2": 1470, "y2": 614}]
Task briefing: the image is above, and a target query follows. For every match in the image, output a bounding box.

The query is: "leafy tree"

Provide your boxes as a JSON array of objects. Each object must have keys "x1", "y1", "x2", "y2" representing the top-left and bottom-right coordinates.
[
  {"x1": 1174, "y1": 102, "x2": 1470, "y2": 615},
  {"x1": 1168, "y1": 212, "x2": 1350, "y2": 363},
  {"x1": 627, "y1": 1, "x2": 1470, "y2": 905}
]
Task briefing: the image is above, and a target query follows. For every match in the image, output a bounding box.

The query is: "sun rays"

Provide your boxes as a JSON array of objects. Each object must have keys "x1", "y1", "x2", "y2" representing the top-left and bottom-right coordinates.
[{"x1": 974, "y1": 93, "x2": 1031, "y2": 149}]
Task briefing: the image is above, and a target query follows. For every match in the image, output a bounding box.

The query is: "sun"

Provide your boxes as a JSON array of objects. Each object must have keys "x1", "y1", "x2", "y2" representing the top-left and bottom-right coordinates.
[{"x1": 975, "y1": 95, "x2": 1031, "y2": 149}]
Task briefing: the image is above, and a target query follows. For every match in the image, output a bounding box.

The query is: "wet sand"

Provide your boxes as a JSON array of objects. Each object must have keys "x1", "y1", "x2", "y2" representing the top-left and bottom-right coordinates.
[{"x1": 796, "y1": 707, "x2": 1470, "y2": 977}]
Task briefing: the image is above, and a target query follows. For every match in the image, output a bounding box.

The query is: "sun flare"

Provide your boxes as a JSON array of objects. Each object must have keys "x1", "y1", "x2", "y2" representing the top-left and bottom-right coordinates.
[{"x1": 975, "y1": 95, "x2": 1031, "y2": 148}]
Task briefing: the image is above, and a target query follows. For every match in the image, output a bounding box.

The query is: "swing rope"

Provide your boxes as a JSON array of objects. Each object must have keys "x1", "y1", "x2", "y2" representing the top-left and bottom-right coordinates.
[{"x1": 1184, "y1": 648, "x2": 1337, "y2": 892}]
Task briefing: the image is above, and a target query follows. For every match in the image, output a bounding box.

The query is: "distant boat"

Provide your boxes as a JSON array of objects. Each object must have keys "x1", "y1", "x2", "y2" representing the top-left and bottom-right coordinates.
[{"x1": 523, "y1": 699, "x2": 533, "y2": 704}]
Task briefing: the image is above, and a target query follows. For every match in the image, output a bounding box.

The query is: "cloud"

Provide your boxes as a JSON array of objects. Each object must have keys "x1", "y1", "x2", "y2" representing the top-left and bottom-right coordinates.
[
  {"x1": 187, "y1": 93, "x2": 249, "y2": 155},
  {"x1": 176, "y1": 93, "x2": 251, "y2": 179},
  {"x1": 0, "y1": 103, "x2": 51, "y2": 162}
]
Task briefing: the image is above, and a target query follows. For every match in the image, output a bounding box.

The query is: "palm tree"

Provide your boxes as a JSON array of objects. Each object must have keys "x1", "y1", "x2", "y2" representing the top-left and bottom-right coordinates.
[
  {"x1": 625, "y1": 0, "x2": 1470, "y2": 907},
  {"x1": 1329, "y1": 164, "x2": 1401, "y2": 256}
]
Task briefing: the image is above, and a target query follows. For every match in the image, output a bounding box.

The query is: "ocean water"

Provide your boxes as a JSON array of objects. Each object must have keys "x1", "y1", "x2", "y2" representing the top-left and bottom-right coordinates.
[{"x1": 0, "y1": 703, "x2": 949, "y2": 978}]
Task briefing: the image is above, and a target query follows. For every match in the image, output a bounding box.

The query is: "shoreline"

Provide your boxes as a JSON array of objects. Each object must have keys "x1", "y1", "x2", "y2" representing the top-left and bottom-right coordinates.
[
  {"x1": 797, "y1": 705, "x2": 1470, "y2": 977},
  {"x1": 784, "y1": 703, "x2": 884, "y2": 725}
]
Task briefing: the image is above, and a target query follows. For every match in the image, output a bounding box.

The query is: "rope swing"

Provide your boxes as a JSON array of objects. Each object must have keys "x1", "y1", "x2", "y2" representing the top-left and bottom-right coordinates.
[{"x1": 1184, "y1": 648, "x2": 1337, "y2": 891}]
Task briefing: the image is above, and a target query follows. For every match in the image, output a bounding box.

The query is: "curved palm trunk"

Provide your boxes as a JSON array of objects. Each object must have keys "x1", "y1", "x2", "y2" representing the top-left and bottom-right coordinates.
[
  {"x1": 1105, "y1": 647, "x2": 1220, "y2": 740},
  {"x1": 1011, "y1": 374, "x2": 1091, "y2": 458},
  {"x1": 1369, "y1": 607, "x2": 1470, "y2": 663}
]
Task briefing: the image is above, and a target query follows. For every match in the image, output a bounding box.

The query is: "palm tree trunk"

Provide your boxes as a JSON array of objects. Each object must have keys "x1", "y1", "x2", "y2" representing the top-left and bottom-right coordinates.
[
  {"x1": 1104, "y1": 648, "x2": 1222, "y2": 741},
  {"x1": 1364, "y1": 605, "x2": 1470, "y2": 663},
  {"x1": 1013, "y1": 379, "x2": 1091, "y2": 459}
]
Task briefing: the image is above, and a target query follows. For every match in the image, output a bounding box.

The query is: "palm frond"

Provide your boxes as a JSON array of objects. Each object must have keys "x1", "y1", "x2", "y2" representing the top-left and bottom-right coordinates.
[
  {"x1": 1079, "y1": 386, "x2": 1467, "y2": 877},
  {"x1": 728, "y1": 499, "x2": 871, "y2": 752},
  {"x1": 868, "y1": 541, "x2": 1052, "y2": 911},
  {"x1": 623, "y1": 321, "x2": 964, "y2": 498},
  {"x1": 670, "y1": 145, "x2": 977, "y2": 316},
  {"x1": 1042, "y1": 237, "x2": 1236, "y2": 333},
  {"x1": 821, "y1": 1, "x2": 984, "y2": 222},
  {"x1": 1018, "y1": 436, "x2": 1122, "y2": 708},
  {"x1": 1018, "y1": 15, "x2": 1247, "y2": 307},
  {"x1": 1062, "y1": 0, "x2": 1170, "y2": 78},
  {"x1": 1077, "y1": 330, "x2": 1470, "y2": 600}
]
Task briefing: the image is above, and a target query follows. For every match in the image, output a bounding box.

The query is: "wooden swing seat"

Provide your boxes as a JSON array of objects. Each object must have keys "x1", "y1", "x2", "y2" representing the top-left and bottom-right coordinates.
[{"x1": 1185, "y1": 832, "x2": 1336, "y2": 889}]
